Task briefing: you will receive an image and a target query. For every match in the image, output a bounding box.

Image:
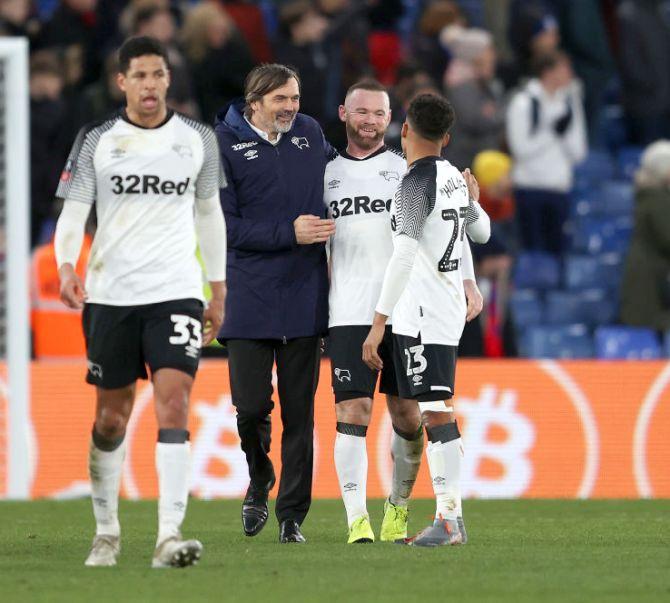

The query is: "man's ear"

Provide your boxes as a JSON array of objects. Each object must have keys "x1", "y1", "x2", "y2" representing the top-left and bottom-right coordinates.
[
  {"x1": 441, "y1": 133, "x2": 451, "y2": 149},
  {"x1": 401, "y1": 121, "x2": 408, "y2": 139},
  {"x1": 116, "y1": 72, "x2": 126, "y2": 93},
  {"x1": 338, "y1": 105, "x2": 346, "y2": 123}
]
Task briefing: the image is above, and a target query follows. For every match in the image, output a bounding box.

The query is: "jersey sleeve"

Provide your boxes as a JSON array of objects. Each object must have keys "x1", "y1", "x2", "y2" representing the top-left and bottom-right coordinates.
[
  {"x1": 55, "y1": 125, "x2": 97, "y2": 205},
  {"x1": 393, "y1": 160, "x2": 436, "y2": 241},
  {"x1": 196, "y1": 126, "x2": 227, "y2": 200}
]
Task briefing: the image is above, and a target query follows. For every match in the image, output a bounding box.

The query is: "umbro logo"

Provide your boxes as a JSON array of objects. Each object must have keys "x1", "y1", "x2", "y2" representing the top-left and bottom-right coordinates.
[
  {"x1": 111, "y1": 148, "x2": 126, "y2": 159},
  {"x1": 433, "y1": 476, "x2": 445, "y2": 486},
  {"x1": 172, "y1": 144, "x2": 192, "y2": 158},
  {"x1": 412, "y1": 374, "x2": 423, "y2": 385},
  {"x1": 328, "y1": 179, "x2": 341, "y2": 189},
  {"x1": 244, "y1": 150, "x2": 258, "y2": 161},
  {"x1": 87, "y1": 361, "x2": 103, "y2": 378},
  {"x1": 334, "y1": 368, "x2": 351, "y2": 382},
  {"x1": 343, "y1": 482, "x2": 357, "y2": 492},
  {"x1": 232, "y1": 141, "x2": 258, "y2": 151},
  {"x1": 379, "y1": 170, "x2": 399, "y2": 181},
  {"x1": 291, "y1": 136, "x2": 309, "y2": 149}
]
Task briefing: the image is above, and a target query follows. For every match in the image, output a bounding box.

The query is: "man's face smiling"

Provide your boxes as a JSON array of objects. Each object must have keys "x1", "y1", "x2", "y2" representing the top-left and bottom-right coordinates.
[
  {"x1": 340, "y1": 89, "x2": 391, "y2": 151},
  {"x1": 251, "y1": 77, "x2": 300, "y2": 137}
]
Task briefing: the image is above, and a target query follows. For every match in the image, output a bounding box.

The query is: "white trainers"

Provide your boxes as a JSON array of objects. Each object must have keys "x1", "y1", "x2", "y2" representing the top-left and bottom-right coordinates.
[
  {"x1": 151, "y1": 535, "x2": 203, "y2": 569},
  {"x1": 84, "y1": 534, "x2": 120, "y2": 567}
]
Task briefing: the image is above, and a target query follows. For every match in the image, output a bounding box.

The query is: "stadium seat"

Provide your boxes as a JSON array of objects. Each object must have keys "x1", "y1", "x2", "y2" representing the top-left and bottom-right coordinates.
[
  {"x1": 545, "y1": 289, "x2": 617, "y2": 327},
  {"x1": 594, "y1": 327, "x2": 662, "y2": 359},
  {"x1": 598, "y1": 181, "x2": 634, "y2": 216},
  {"x1": 574, "y1": 151, "x2": 615, "y2": 190},
  {"x1": 617, "y1": 146, "x2": 644, "y2": 181},
  {"x1": 570, "y1": 217, "x2": 633, "y2": 255},
  {"x1": 513, "y1": 252, "x2": 561, "y2": 290},
  {"x1": 570, "y1": 188, "x2": 602, "y2": 219},
  {"x1": 564, "y1": 253, "x2": 623, "y2": 291},
  {"x1": 510, "y1": 289, "x2": 544, "y2": 330},
  {"x1": 519, "y1": 324, "x2": 594, "y2": 359}
]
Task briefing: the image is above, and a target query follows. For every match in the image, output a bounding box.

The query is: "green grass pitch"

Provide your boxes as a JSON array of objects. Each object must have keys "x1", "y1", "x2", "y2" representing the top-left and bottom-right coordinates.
[{"x1": 0, "y1": 499, "x2": 668, "y2": 602}]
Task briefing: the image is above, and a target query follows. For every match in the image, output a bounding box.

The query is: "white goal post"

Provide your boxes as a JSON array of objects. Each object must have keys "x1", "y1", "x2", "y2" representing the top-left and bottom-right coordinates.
[{"x1": 0, "y1": 38, "x2": 31, "y2": 499}]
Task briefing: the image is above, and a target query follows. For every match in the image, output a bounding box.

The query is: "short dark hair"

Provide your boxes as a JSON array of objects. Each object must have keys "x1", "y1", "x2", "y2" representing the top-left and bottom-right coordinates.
[
  {"x1": 118, "y1": 36, "x2": 169, "y2": 74},
  {"x1": 244, "y1": 63, "x2": 301, "y2": 116},
  {"x1": 345, "y1": 78, "x2": 388, "y2": 99},
  {"x1": 406, "y1": 93, "x2": 455, "y2": 142},
  {"x1": 531, "y1": 49, "x2": 569, "y2": 78}
]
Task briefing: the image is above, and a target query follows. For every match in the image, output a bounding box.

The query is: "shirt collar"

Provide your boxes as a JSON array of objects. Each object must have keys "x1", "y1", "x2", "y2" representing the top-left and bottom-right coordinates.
[{"x1": 244, "y1": 116, "x2": 282, "y2": 145}]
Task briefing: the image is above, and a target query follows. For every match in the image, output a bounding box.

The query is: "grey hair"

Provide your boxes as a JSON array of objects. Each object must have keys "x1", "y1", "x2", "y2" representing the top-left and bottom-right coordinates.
[{"x1": 635, "y1": 140, "x2": 670, "y2": 190}]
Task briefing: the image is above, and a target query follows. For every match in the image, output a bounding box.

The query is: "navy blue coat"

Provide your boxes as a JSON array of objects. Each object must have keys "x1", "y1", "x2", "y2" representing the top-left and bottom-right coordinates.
[{"x1": 215, "y1": 100, "x2": 333, "y2": 341}]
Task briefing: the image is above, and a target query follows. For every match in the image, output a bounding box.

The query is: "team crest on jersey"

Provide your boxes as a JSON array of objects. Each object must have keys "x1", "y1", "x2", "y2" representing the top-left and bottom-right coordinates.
[
  {"x1": 328, "y1": 179, "x2": 341, "y2": 189},
  {"x1": 244, "y1": 150, "x2": 258, "y2": 160},
  {"x1": 291, "y1": 136, "x2": 309, "y2": 149},
  {"x1": 232, "y1": 141, "x2": 258, "y2": 151},
  {"x1": 110, "y1": 147, "x2": 126, "y2": 159},
  {"x1": 379, "y1": 170, "x2": 399, "y2": 181},
  {"x1": 172, "y1": 144, "x2": 193, "y2": 158}
]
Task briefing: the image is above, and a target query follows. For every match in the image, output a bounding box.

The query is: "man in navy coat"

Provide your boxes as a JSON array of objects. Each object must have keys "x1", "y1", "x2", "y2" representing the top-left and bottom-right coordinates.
[{"x1": 215, "y1": 64, "x2": 336, "y2": 543}]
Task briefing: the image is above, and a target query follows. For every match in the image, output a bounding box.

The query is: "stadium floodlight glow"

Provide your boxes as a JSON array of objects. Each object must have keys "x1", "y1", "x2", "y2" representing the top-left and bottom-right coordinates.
[{"x1": 0, "y1": 38, "x2": 30, "y2": 499}]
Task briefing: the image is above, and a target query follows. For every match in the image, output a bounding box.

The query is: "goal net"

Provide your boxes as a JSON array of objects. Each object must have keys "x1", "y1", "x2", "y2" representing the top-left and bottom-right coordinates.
[{"x1": 0, "y1": 38, "x2": 30, "y2": 499}]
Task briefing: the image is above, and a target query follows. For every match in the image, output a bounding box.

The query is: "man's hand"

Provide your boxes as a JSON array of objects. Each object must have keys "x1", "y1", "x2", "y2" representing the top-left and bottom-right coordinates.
[
  {"x1": 202, "y1": 282, "x2": 226, "y2": 346},
  {"x1": 59, "y1": 263, "x2": 87, "y2": 309},
  {"x1": 362, "y1": 321, "x2": 386, "y2": 371},
  {"x1": 294, "y1": 215, "x2": 336, "y2": 244},
  {"x1": 463, "y1": 278, "x2": 483, "y2": 322},
  {"x1": 462, "y1": 168, "x2": 480, "y2": 202}
]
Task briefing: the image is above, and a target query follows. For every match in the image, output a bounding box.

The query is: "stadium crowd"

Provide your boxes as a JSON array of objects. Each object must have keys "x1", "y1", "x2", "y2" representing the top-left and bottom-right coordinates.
[{"x1": 3, "y1": 0, "x2": 670, "y2": 358}]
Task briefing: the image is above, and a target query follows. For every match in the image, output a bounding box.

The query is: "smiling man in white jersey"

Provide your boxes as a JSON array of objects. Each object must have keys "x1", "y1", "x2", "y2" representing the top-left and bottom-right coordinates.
[
  {"x1": 363, "y1": 93, "x2": 491, "y2": 546},
  {"x1": 326, "y1": 80, "x2": 485, "y2": 544},
  {"x1": 54, "y1": 37, "x2": 228, "y2": 568}
]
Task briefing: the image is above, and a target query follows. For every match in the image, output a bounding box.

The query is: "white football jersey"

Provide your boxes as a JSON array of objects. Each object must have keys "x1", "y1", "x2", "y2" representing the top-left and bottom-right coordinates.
[
  {"x1": 325, "y1": 147, "x2": 406, "y2": 326},
  {"x1": 391, "y1": 156, "x2": 481, "y2": 345},
  {"x1": 56, "y1": 111, "x2": 225, "y2": 306}
]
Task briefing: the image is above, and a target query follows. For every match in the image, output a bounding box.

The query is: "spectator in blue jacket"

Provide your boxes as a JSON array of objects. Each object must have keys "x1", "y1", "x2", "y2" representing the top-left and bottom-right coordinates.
[{"x1": 215, "y1": 64, "x2": 336, "y2": 544}]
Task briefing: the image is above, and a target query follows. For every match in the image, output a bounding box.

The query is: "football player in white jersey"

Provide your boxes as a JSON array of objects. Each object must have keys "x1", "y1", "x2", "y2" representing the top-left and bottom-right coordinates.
[
  {"x1": 363, "y1": 93, "x2": 491, "y2": 546},
  {"x1": 326, "y1": 80, "x2": 484, "y2": 544},
  {"x1": 54, "y1": 37, "x2": 227, "y2": 568}
]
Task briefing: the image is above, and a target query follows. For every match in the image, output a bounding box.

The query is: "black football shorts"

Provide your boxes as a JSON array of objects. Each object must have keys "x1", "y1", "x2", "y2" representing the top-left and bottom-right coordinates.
[
  {"x1": 392, "y1": 332, "x2": 457, "y2": 402},
  {"x1": 327, "y1": 325, "x2": 399, "y2": 401},
  {"x1": 82, "y1": 298, "x2": 204, "y2": 389}
]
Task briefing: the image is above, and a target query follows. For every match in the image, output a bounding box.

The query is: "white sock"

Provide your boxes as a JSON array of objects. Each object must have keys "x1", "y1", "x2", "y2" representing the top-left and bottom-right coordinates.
[
  {"x1": 89, "y1": 438, "x2": 126, "y2": 538},
  {"x1": 155, "y1": 442, "x2": 190, "y2": 545},
  {"x1": 389, "y1": 429, "x2": 423, "y2": 507},
  {"x1": 426, "y1": 438, "x2": 462, "y2": 521},
  {"x1": 334, "y1": 429, "x2": 368, "y2": 527}
]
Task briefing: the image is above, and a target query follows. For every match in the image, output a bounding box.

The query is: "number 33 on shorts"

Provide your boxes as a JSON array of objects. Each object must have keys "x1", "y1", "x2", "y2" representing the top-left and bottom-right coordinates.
[{"x1": 169, "y1": 314, "x2": 202, "y2": 359}]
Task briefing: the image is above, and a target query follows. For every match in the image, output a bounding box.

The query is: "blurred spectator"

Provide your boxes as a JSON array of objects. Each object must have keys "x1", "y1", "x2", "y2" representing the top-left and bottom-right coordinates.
[
  {"x1": 29, "y1": 51, "x2": 73, "y2": 246},
  {"x1": 131, "y1": 4, "x2": 197, "y2": 115},
  {"x1": 621, "y1": 141, "x2": 670, "y2": 331},
  {"x1": 273, "y1": 0, "x2": 369, "y2": 130},
  {"x1": 367, "y1": 0, "x2": 404, "y2": 85},
  {"x1": 36, "y1": 0, "x2": 102, "y2": 88},
  {"x1": 0, "y1": 0, "x2": 40, "y2": 39},
  {"x1": 220, "y1": 0, "x2": 273, "y2": 64},
  {"x1": 441, "y1": 26, "x2": 505, "y2": 170},
  {"x1": 506, "y1": 50, "x2": 586, "y2": 256},
  {"x1": 472, "y1": 149, "x2": 515, "y2": 246},
  {"x1": 547, "y1": 0, "x2": 614, "y2": 146},
  {"x1": 617, "y1": 0, "x2": 670, "y2": 144},
  {"x1": 74, "y1": 52, "x2": 124, "y2": 126},
  {"x1": 182, "y1": 2, "x2": 254, "y2": 123},
  {"x1": 458, "y1": 149, "x2": 516, "y2": 358},
  {"x1": 507, "y1": 0, "x2": 559, "y2": 82},
  {"x1": 411, "y1": 0, "x2": 465, "y2": 85}
]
